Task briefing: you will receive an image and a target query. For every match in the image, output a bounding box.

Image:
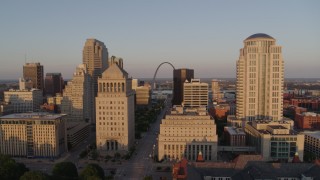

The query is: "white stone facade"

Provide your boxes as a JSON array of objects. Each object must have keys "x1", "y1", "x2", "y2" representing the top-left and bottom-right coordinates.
[{"x1": 96, "y1": 57, "x2": 135, "y2": 154}]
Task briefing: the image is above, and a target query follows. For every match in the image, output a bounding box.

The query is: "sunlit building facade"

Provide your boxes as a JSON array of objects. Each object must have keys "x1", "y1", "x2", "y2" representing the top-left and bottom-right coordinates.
[
  {"x1": 0, "y1": 113, "x2": 67, "y2": 158},
  {"x1": 4, "y1": 89, "x2": 43, "y2": 113},
  {"x1": 61, "y1": 64, "x2": 93, "y2": 123},
  {"x1": 158, "y1": 106, "x2": 218, "y2": 161},
  {"x1": 96, "y1": 57, "x2": 135, "y2": 155},
  {"x1": 183, "y1": 79, "x2": 208, "y2": 108},
  {"x1": 236, "y1": 33, "x2": 284, "y2": 121}
]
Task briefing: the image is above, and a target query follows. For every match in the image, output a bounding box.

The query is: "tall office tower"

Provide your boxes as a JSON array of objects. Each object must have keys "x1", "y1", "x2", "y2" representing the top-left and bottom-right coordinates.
[
  {"x1": 61, "y1": 64, "x2": 93, "y2": 123},
  {"x1": 96, "y1": 57, "x2": 135, "y2": 155},
  {"x1": 23, "y1": 62, "x2": 44, "y2": 90},
  {"x1": 211, "y1": 79, "x2": 222, "y2": 101},
  {"x1": 183, "y1": 79, "x2": 208, "y2": 108},
  {"x1": 45, "y1": 73, "x2": 64, "y2": 96},
  {"x1": 173, "y1": 68, "x2": 194, "y2": 105},
  {"x1": 82, "y1": 39, "x2": 108, "y2": 94},
  {"x1": 83, "y1": 39, "x2": 108, "y2": 124},
  {"x1": 236, "y1": 33, "x2": 284, "y2": 121}
]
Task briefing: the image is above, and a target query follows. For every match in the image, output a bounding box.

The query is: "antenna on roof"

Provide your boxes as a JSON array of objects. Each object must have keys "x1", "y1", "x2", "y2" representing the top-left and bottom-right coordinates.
[{"x1": 24, "y1": 53, "x2": 27, "y2": 64}]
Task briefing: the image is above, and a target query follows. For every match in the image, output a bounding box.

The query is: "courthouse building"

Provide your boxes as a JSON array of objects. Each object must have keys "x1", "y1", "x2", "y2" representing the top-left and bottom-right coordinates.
[
  {"x1": 0, "y1": 112, "x2": 67, "y2": 159},
  {"x1": 158, "y1": 106, "x2": 218, "y2": 161},
  {"x1": 96, "y1": 57, "x2": 135, "y2": 155}
]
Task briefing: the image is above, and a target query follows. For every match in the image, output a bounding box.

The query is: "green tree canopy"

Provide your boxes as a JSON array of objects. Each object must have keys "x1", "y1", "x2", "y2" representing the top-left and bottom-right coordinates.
[
  {"x1": 20, "y1": 171, "x2": 50, "y2": 180},
  {"x1": 0, "y1": 154, "x2": 28, "y2": 180},
  {"x1": 80, "y1": 163, "x2": 104, "y2": 180},
  {"x1": 52, "y1": 161, "x2": 78, "y2": 180}
]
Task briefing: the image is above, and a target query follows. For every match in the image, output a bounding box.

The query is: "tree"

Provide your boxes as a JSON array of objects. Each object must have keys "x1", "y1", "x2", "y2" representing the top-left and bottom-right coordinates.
[
  {"x1": 144, "y1": 176, "x2": 153, "y2": 180},
  {"x1": 0, "y1": 154, "x2": 28, "y2": 180},
  {"x1": 79, "y1": 150, "x2": 88, "y2": 159},
  {"x1": 20, "y1": 171, "x2": 50, "y2": 180},
  {"x1": 79, "y1": 163, "x2": 104, "y2": 180},
  {"x1": 52, "y1": 162, "x2": 78, "y2": 180},
  {"x1": 89, "y1": 150, "x2": 98, "y2": 160},
  {"x1": 114, "y1": 152, "x2": 121, "y2": 159}
]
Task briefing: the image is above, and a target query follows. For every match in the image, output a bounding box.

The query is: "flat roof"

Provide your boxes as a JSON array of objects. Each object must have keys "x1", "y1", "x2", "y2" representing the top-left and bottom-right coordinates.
[
  {"x1": 303, "y1": 131, "x2": 320, "y2": 139},
  {"x1": 268, "y1": 125, "x2": 287, "y2": 129},
  {"x1": 225, "y1": 126, "x2": 245, "y2": 135},
  {"x1": 0, "y1": 112, "x2": 66, "y2": 120}
]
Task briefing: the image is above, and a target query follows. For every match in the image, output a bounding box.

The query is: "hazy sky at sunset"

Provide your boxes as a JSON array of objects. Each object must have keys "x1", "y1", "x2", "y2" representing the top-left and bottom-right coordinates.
[{"x1": 0, "y1": 1, "x2": 319, "y2": 79}]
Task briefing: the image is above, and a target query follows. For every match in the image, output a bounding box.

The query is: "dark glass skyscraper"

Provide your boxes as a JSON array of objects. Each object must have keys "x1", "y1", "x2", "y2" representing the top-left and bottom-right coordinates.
[
  {"x1": 45, "y1": 73, "x2": 64, "y2": 96},
  {"x1": 23, "y1": 62, "x2": 44, "y2": 90},
  {"x1": 173, "y1": 68, "x2": 194, "y2": 105}
]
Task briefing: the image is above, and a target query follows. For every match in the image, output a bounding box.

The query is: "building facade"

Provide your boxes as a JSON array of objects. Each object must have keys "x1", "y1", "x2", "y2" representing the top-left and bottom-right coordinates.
[
  {"x1": 224, "y1": 126, "x2": 246, "y2": 146},
  {"x1": 183, "y1": 79, "x2": 208, "y2": 108},
  {"x1": 211, "y1": 79, "x2": 223, "y2": 101},
  {"x1": 0, "y1": 113, "x2": 67, "y2": 158},
  {"x1": 96, "y1": 57, "x2": 135, "y2": 155},
  {"x1": 61, "y1": 64, "x2": 93, "y2": 123},
  {"x1": 245, "y1": 120, "x2": 304, "y2": 161},
  {"x1": 19, "y1": 78, "x2": 33, "y2": 90},
  {"x1": 23, "y1": 62, "x2": 44, "y2": 90},
  {"x1": 236, "y1": 33, "x2": 284, "y2": 121},
  {"x1": 158, "y1": 106, "x2": 218, "y2": 161},
  {"x1": 303, "y1": 131, "x2": 320, "y2": 159},
  {"x1": 295, "y1": 112, "x2": 320, "y2": 129},
  {"x1": 173, "y1": 68, "x2": 194, "y2": 105},
  {"x1": 83, "y1": 39, "x2": 109, "y2": 124},
  {"x1": 44, "y1": 73, "x2": 64, "y2": 97},
  {"x1": 4, "y1": 89, "x2": 43, "y2": 113}
]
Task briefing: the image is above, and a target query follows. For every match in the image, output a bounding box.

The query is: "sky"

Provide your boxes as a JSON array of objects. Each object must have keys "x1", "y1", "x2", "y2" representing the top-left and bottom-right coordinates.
[{"x1": 0, "y1": 1, "x2": 319, "y2": 80}]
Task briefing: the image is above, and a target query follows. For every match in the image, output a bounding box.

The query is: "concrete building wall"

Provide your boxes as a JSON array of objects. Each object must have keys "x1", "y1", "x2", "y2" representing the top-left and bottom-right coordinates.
[
  {"x1": 4, "y1": 89, "x2": 43, "y2": 113},
  {"x1": 245, "y1": 120, "x2": 304, "y2": 161},
  {"x1": 158, "y1": 107, "x2": 218, "y2": 161},
  {"x1": 0, "y1": 113, "x2": 67, "y2": 158},
  {"x1": 61, "y1": 64, "x2": 93, "y2": 123},
  {"x1": 96, "y1": 57, "x2": 135, "y2": 155},
  {"x1": 183, "y1": 79, "x2": 208, "y2": 108}
]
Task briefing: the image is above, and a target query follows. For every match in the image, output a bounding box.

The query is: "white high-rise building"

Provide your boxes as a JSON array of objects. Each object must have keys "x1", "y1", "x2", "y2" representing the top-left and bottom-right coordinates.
[
  {"x1": 236, "y1": 33, "x2": 284, "y2": 121},
  {"x1": 61, "y1": 64, "x2": 92, "y2": 123},
  {"x1": 96, "y1": 57, "x2": 135, "y2": 154},
  {"x1": 183, "y1": 79, "x2": 208, "y2": 108}
]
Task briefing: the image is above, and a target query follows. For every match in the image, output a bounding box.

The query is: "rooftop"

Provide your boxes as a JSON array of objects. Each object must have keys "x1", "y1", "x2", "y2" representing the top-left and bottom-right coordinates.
[
  {"x1": 303, "y1": 131, "x2": 320, "y2": 139},
  {"x1": 268, "y1": 125, "x2": 287, "y2": 129},
  {"x1": 0, "y1": 112, "x2": 66, "y2": 120}
]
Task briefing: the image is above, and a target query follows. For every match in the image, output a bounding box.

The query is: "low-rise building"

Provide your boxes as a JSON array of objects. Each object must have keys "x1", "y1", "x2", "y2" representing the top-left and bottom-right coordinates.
[
  {"x1": 4, "y1": 89, "x2": 43, "y2": 113},
  {"x1": 0, "y1": 102, "x2": 13, "y2": 116},
  {"x1": 303, "y1": 131, "x2": 320, "y2": 159},
  {"x1": 224, "y1": 126, "x2": 246, "y2": 146},
  {"x1": 158, "y1": 106, "x2": 218, "y2": 161},
  {"x1": 296, "y1": 112, "x2": 320, "y2": 130},
  {"x1": 66, "y1": 122, "x2": 90, "y2": 149},
  {"x1": 0, "y1": 112, "x2": 67, "y2": 159},
  {"x1": 245, "y1": 120, "x2": 304, "y2": 161}
]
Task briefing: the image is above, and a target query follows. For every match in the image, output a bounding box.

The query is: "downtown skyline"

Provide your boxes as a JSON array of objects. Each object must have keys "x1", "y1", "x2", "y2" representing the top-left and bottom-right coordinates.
[{"x1": 0, "y1": 1, "x2": 320, "y2": 79}]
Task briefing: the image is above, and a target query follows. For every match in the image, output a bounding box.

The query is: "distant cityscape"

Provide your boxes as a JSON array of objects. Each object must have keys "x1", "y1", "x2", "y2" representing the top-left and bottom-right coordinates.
[{"x1": 1, "y1": 34, "x2": 320, "y2": 180}]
